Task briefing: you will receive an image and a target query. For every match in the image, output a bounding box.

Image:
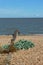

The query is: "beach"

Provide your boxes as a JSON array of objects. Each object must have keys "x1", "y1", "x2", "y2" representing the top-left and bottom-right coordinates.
[{"x1": 0, "y1": 35, "x2": 43, "y2": 65}]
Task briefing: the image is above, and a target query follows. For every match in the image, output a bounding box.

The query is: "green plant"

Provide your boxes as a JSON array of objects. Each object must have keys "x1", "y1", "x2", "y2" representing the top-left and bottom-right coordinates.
[
  {"x1": 14, "y1": 40, "x2": 35, "y2": 50},
  {"x1": 1, "y1": 40, "x2": 35, "y2": 51}
]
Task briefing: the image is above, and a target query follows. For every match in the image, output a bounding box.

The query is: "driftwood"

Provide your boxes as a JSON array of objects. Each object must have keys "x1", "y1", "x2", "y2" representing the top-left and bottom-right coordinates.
[
  {"x1": 12, "y1": 30, "x2": 20, "y2": 40},
  {"x1": 8, "y1": 30, "x2": 20, "y2": 52},
  {"x1": 0, "y1": 30, "x2": 20, "y2": 54},
  {"x1": 0, "y1": 39, "x2": 16, "y2": 54},
  {"x1": 9, "y1": 39, "x2": 17, "y2": 52}
]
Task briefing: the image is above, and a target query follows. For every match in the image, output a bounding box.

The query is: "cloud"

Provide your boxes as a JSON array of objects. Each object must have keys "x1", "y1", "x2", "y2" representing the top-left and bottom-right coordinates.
[
  {"x1": 0, "y1": 8, "x2": 43, "y2": 18},
  {"x1": 0, "y1": 8, "x2": 21, "y2": 14},
  {"x1": 0, "y1": 8, "x2": 24, "y2": 17}
]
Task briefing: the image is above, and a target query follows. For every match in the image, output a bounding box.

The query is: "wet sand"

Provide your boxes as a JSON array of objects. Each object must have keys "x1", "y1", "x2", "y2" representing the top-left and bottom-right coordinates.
[{"x1": 0, "y1": 35, "x2": 43, "y2": 65}]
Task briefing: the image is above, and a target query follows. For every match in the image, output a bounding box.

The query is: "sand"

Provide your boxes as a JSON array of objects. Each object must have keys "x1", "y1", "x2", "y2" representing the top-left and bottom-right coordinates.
[{"x1": 0, "y1": 35, "x2": 43, "y2": 65}]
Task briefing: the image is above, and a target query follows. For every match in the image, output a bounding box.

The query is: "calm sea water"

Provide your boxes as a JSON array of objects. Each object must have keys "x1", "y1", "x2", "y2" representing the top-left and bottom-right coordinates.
[{"x1": 0, "y1": 18, "x2": 43, "y2": 35}]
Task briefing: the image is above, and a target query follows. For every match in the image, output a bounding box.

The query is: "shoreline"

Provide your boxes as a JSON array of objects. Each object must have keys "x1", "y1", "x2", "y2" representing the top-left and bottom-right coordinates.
[
  {"x1": 0, "y1": 34, "x2": 43, "y2": 46},
  {"x1": 0, "y1": 34, "x2": 43, "y2": 36}
]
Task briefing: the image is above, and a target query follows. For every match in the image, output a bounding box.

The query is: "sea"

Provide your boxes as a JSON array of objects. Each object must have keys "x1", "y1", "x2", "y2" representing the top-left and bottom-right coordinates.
[{"x1": 0, "y1": 18, "x2": 43, "y2": 35}]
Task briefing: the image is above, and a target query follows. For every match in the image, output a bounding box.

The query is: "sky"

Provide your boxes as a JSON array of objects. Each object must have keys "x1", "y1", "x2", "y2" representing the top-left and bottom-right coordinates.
[{"x1": 0, "y1": 0, "x2": 43, "y2": 18}]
